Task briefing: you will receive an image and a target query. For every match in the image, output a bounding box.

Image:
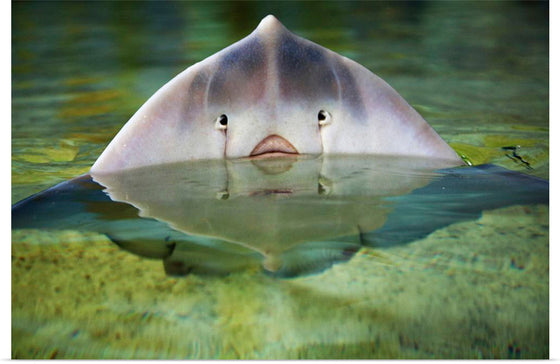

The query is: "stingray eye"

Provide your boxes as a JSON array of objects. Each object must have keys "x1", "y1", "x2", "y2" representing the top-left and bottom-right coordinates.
[
  {"x1": 215, "y1": 114, "x2": 228, "y2": 130},
  {"x1": 318, "y1": 110, "x2": 331, "y2": 126}
]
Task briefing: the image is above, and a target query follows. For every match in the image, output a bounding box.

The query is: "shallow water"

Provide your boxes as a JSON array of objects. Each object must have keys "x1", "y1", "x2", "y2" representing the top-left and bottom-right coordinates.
[
  {"x1": 12, "y1": 156, "x2": 549, "y2": 359},
  {"x1": 12, "y1": 1, "x2": 549, "y2": 359}
]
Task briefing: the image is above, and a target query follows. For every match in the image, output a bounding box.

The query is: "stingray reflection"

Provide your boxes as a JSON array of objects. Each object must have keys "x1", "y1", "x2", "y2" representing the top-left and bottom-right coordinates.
[
  {"x1": 90, "y1": 156, "x2": 444, "y2": 275},
  {"x1": 12, "y1": 156, "x2": 548, "y2": 278}
]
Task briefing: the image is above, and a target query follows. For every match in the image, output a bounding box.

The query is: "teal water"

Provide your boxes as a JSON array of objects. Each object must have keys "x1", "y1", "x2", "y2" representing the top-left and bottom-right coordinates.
[{"x1": 12, "y1": 1, "x2": 549, "y2": 359}]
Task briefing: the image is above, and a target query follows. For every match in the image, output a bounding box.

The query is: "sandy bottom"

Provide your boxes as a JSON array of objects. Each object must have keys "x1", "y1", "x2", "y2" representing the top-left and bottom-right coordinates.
[{"x1": 12, "y1": 204, "x2": 548, "y2": 359}]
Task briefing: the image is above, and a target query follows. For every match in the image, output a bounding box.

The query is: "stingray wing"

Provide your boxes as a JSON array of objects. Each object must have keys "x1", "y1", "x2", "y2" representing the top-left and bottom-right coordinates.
[{"x1": 364, "y1": 164, "x2": 549, "y2": 247}]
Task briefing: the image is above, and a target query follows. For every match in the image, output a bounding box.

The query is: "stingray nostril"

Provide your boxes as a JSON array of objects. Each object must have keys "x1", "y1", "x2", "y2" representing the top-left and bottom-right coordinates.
[
  {"x1": 318, "y1": 110, "x2": 331, "y2": 126},
  {"x1": 215, "y1": 114, "x2": 228, "y2": 130}
]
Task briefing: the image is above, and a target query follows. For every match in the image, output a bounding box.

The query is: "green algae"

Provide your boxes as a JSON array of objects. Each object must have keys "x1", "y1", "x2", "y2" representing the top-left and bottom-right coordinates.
[
  {"x1": 483, "y1": 135, "x2": 540, "y2": 148},
  {"x1": 449, "y1": 142, "x2": 501, "y2": 166},
  {"x1": 11, "y1": 204, "x2": 548, "y2": 359},
  {"x1": 12, "y1": 140, "x2": 79, "y2": 164}
]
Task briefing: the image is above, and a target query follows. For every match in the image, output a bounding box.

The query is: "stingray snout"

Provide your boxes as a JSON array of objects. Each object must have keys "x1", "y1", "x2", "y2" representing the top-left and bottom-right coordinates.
[{"x1": 250, "y1": 135, "x2": 298, "y2": 158}]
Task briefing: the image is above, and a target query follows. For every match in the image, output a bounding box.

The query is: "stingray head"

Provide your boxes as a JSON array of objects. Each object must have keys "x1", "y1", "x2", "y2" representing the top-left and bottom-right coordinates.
[{"x1": 91, "y1": 15, "x2": 461, "y2": 173}]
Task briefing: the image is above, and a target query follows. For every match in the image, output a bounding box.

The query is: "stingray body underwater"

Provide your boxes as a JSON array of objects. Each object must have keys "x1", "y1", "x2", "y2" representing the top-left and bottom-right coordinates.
[{"x1": 12, "y1": 16, "x2": 548, "y2": 278}]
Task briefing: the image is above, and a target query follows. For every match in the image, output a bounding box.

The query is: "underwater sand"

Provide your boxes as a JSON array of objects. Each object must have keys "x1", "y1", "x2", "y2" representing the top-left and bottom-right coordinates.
[{"x1": 12, "y1": 204, "x2": 548, "y2": 359}]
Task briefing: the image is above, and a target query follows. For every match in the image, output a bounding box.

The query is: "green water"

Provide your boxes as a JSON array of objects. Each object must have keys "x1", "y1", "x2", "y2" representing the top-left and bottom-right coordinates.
[{"x1": 12, "y1": 1, "x2": 549, "y2": 359}]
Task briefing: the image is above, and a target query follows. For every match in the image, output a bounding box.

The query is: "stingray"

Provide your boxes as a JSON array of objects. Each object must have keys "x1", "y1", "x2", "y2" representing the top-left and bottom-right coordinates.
[
  {"x1": 90, "y1": 15, "x2": 462, "y2": 173},
  {"x1": 12, "y1": 16, "x2": 548, "y2": 277}
]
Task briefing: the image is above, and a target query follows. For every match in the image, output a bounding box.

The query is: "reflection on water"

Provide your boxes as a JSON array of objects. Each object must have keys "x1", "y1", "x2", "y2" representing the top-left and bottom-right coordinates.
[
  {"x1": 93, "y1": 156, "x2": 455, "y2": 275},
  {"x1": 13, "y1": 155, "x2": 547, "y2": 280},
  {"x1": 12, "y1": 1, "x2": 549, "y2": 359}
]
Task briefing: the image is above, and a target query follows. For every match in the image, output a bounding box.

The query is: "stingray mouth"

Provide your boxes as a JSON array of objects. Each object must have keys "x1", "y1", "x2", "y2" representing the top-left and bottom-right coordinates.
[{"x1": 249, "y1": 134, "x2": 299, "y2": 159}]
